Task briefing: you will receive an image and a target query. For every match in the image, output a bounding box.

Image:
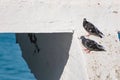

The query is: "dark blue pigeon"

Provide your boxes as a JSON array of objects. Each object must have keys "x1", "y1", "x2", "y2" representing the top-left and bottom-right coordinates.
[
  {"x1": 80, "y1": 36, "x2": 106, "y2": 53},
  {"x1": 83, "y1": 18, "x2": 104, "y2": 38}
]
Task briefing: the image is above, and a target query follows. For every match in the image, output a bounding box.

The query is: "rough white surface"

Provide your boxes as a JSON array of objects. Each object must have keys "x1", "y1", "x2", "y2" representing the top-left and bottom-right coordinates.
[
  {"x1": 0, "y1": 0, "x2": 119, "y2": 32},
  {"x1": 78, "y1": 32, "x2": 120, "y2": 80},
  {"x1": 1, "y1": 0, "x2": 120, "y2": 80},
  {"x1": 60, "y1": 32, "x2": 88, "y2": 80}
]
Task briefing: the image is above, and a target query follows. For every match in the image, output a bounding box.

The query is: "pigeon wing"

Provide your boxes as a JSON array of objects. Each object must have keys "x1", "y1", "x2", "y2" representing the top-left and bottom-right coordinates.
[
  {"x1": 84, "y1": 21, "x2": 104, "y2": 38},
  {"x1": 84, "y1": 39, "x2": 98, "y2": 50}
]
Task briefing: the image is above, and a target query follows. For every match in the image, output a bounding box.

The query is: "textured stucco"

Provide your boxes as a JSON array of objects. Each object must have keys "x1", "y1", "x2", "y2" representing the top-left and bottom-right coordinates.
[{"x1": 1, "y1": 0, "x2": 120, "y2": 80}]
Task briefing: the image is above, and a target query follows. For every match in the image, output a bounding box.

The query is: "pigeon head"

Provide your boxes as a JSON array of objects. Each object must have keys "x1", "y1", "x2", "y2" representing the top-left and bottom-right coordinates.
[
  {"x1": 83, "y1": 18, "x2": 87, "y2": 21},
  {"x1": 80, "y1": 36, "x2": 85, "y2": 40}
]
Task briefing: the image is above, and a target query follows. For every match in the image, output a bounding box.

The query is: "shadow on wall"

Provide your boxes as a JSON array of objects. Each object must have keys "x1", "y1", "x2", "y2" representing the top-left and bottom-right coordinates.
[{"x1": 16, "y1": 33, "x2": 73, "y2": 80}]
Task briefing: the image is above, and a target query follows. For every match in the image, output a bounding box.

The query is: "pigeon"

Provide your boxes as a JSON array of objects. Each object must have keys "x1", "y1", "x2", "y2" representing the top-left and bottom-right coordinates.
[
  {"x1": 80, "y1": 36, "x2": 106, "y2": 53},
  {"x1": 83, "y1": 18, "x2": 104, "y2": 38}
]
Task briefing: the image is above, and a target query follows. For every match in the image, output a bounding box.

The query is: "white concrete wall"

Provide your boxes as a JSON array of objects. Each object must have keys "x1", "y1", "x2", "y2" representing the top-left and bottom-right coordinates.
[
  {"x1": 77, "y1": 32, "x2": 120, "y2": 80},
  {"x1": 1, "y1": 0, "x2": 120, "y2": 80},
  {"x1": 0, "y1": 0, "x2": 120, "y2": 32},
  {"x1": 16, "y1": 31, "x2": 120, "y2": 80},
  {"x1": 16, "y1": 32, "x2": 88, "y2": 80}
]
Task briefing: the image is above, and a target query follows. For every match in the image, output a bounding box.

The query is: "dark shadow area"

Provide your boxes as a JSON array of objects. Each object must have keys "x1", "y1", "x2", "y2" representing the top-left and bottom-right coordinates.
[{"x1": 16, "y1": 33, "x2": 73, "y2": 80}]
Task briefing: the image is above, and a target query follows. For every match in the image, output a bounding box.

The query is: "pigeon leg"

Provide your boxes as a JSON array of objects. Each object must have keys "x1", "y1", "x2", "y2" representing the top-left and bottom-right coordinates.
[
  {"x1": 83, "y1": 49, "x2": 91, "y2": 53},
  {"x1": 86, "y1": 34, "x2": 90, "y2": 37},
  {"x1": 84, "y1": 49, "x2": 89, "y2": 51},
  {"x1": 87, "y1": 50, "x2": 91, "y2": 53}
]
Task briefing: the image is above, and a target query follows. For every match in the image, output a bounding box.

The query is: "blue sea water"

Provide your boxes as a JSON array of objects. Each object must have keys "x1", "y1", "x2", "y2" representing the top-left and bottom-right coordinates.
[
  {"x1": 118, "y1": 31, "x2": 120, "y2": 41},
  {"x1": 0, "y1": 33, "x2": 36, "y2": 80}
]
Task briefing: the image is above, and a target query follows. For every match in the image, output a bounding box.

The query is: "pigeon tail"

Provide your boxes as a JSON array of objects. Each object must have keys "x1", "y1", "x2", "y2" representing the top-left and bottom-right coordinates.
[
  {"x1": 98, "y1": 34, "x2": 103, "y2": 38},
  {"x1": 99, "y1": 31, "x2": 104, "y2": 36},
  {"x1": 98, "y1": 48, "x2": 106, "y2": 51},
  {"x1": 97, "y1": 45, "x2": 106, "y2": 51}
]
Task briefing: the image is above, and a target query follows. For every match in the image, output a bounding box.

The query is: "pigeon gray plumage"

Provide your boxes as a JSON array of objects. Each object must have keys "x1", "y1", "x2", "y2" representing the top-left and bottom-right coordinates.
[
  {"x1": 83, "y1": 18, "x2": 104, "y2": 38},
  {"x1": 80, "y1": 36, "x2": 106, "y2": 53}
]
